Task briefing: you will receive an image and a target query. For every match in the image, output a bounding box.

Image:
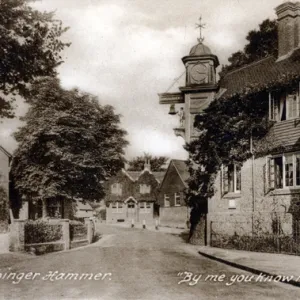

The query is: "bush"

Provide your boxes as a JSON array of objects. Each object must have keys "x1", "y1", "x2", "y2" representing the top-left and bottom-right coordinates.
[
  {"x1": 25, "y1": 219, "x2": 62, "y2": 244},
  {"x1": 70, "y1": 220, "x2": 87, "y2": 241}
]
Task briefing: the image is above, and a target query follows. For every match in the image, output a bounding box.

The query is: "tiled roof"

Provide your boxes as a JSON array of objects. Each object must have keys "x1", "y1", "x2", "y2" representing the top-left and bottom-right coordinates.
[
  {"x1": 172, "y1": 160, "x2": 189, "y2": 184},
  {"x1": 126, "y1": 170, "x2": 166, "y2": 183},
  {"x1": 219, "y1": 49, "x2": 300, "y2": 98}
]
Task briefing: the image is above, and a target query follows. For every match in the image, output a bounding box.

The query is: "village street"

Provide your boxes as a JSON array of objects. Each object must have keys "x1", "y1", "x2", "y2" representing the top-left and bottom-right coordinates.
[{"x1": 1, "y1": 224, "x2": 300, "y2": 300}]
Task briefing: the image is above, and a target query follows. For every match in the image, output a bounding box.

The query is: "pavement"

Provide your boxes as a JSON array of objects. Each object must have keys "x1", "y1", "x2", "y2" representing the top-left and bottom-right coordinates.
[
  {"x1": 198, "y1": 246, "x2": 300, "y2": 287},
  {"x1": 1, "y1": 224, "x2": 300, "y2": 299}
]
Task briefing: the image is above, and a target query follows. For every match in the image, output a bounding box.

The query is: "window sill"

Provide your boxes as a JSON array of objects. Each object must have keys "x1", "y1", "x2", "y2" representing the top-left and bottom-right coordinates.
[
  {"x1": 174, "y1": 204, "x2": 181, "y2": 207},
  {"x1": 271, "y1": 188, "x2": 300, "y2": 196},
  {"x1": 222, "y1": 192, "x2": 241, "y2": 199}
]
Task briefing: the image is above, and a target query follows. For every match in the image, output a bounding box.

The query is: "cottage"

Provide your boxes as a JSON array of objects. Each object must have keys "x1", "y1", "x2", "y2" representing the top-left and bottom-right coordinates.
[
  {"x1": 105, "y1": 161, "x2": 164, "y2": 224},
  {"x1": 158, "y1": 160, "x2": 190, "y2": 228}
]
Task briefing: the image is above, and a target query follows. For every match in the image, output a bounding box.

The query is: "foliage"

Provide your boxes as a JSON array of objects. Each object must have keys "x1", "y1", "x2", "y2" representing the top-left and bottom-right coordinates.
[
  {"x1": 0, "y1": 0, "x2": 70, "y2": 118},
  {"x1": 127, "y1": 153, "x2": 168, "y2": 171},
  {"x1": 69, "y1": 220, "x2": 87, "y2": 241},
  {"x1": 186, "y1": 67, "x2": 300, "y2": 225},
  {"x1": 25, "y1": 219, "x2": 62, "y2": 243},
  {"x1": 11, "y1": 77, "x2": 128, "y2": 206},
  {"x1": 220, "y1": 19, "x2": 277, "y2": 77},
  {"x1": 0, "y1": 186, "x2": 9, "y2": 224},
  {"x1": 211, "y1": 233, "x2": 300, "y2": 255}
]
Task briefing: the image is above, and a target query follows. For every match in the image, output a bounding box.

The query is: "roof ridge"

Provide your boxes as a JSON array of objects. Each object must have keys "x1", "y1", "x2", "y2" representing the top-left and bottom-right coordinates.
[{"x1": 223, "y1": 56, "x2": 274, "y2": 77}]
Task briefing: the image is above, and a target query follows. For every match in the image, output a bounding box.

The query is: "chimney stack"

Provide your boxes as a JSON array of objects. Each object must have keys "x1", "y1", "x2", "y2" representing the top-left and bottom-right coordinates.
[
  {"x1": 144, "y1": 159, "x2": 151, "y2": 171},
  {"x1": 275, "y1": 1, "x2": 300, "y2": 60}
]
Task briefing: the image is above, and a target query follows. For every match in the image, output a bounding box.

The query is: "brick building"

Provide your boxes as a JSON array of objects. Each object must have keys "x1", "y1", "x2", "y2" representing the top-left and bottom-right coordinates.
[
  {"x1": 105, "y1": 162, "x2": 165, "y2": 224},
  {"x1": 158, "y1": 160, "x2": 190, "y2": 228}
]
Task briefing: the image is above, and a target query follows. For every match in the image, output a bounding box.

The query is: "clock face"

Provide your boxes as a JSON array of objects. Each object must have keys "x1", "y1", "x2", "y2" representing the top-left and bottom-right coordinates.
[{"x1": 190, "y1": 63, "x2": 208, "y2": 84}]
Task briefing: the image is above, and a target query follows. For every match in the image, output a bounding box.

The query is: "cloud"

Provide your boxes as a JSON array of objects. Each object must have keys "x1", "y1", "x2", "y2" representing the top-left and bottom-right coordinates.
[{"x1": 0, "y1": 0, "x2": 284, "y2": 158}]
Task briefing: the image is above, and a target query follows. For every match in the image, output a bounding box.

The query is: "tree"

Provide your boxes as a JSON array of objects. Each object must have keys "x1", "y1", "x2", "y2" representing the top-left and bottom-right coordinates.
[
  {"x1": 127, "y1": 153, "x2": 168, "y2": 171},
  {"x1": 11, "y1": 77, "x2": 128, "y2": 216},
  {"x1": 220, "y1": 19, "x2": 277, "y2": 77},
  {"x1": 0, "y1": 0, "x2": 70, "y2": 118}
]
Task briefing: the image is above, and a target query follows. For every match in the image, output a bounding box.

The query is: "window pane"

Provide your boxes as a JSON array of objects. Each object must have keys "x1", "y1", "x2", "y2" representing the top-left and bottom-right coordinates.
[
  {"x1": 146, "y1": 202, "x2": 151, "y2": 208},
  {"x1": 274, "y1": 157, "x2": 283, "y2": 189},
  {"x1": 296, "y1": 155, "x2": 300, "y2": 186},
  {"x1": 285, "y1": 155, "x2": 293, "y2": 187},
  {"x1": 139, "y1": 202, "x2": 145, "y2": 208},
  {"x1": 236, "y1": 165, "x2": 241, "y2": 191},
  {"x1": 228, "y1": 165, "x2": 234, "y2": 193}
]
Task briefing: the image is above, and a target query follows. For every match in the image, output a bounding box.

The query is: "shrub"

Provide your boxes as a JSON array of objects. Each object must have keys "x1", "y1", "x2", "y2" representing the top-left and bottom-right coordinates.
[
  {"x1": 70, "y1": 220, "x2": 87, "y2": 241},
  {"x1": 25, "y1": 219, "x2": 62, "y2": 244}
]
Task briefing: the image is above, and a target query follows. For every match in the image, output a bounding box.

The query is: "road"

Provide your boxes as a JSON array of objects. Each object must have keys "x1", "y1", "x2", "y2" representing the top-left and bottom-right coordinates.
[{"x1": 1, "y1": 224, "x2": 300, "y2": 300}]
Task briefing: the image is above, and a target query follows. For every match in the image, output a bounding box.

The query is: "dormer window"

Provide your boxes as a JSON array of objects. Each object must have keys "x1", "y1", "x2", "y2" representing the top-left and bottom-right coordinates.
[
  {"x1": 111, "y1": 183, "x2": 122, "y2": 195},
  {"x1": 269, "y1": 84, "x2": 300, "y2": 122},
  {"x1": 140, "y1": 184, "x2": 151, "y2": 194}
]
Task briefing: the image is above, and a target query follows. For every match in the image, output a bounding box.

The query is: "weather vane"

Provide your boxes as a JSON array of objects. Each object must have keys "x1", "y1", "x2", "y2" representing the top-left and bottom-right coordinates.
[{"x1": 195, "y1": 16, "x2": 206, "y2": 43}]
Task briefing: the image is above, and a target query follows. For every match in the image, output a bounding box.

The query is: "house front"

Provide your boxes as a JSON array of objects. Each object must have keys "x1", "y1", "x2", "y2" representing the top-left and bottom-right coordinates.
[
  {"x1": 207, "y1": 1, "x2": 300, "y2": 250},
  {"x1": 158, "y1": 160, "x2": 190, "y2": 229},
  {"x1": 105, "y1": 162, "x2": 164, "y2": 224}
]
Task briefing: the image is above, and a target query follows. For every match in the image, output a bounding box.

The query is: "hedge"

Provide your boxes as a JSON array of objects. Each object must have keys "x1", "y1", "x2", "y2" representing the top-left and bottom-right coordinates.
[{"x1": 25, "y1": 219, "x2": 62, "y2": 244}]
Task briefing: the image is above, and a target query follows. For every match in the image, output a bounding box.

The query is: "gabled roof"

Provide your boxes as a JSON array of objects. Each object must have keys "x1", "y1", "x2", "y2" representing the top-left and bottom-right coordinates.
[
  {"x1": 76, "y1": 200, "x2": 93, "y2": 211},
  {"x1": 0, "y1": 146, "x2": 12, "y2": 158},
  {"x1": 126, "y1": 170, "x2": 166, "y2": 183},
  {"x1": 219, "y1": 48, "x2": 300, "y2": 99},
  {"x1": 160, "y1": 159, "x2": 189, "y2": 188}
]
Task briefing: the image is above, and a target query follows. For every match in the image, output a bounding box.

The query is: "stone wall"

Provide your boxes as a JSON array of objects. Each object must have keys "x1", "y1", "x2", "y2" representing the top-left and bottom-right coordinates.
[{"x1": 208, "y1": 156, "x2": 297, "y2": 245}]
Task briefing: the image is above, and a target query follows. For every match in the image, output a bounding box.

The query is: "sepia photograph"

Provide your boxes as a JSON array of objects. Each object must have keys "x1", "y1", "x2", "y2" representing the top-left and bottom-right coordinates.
[{"x1": 1, "y1": 0, "x2": 300, "y2": 299}]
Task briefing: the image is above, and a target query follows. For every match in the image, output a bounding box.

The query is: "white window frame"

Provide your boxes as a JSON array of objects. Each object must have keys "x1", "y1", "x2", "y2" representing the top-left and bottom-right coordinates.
[
  {"x1": 164, "y1": 194, "x2": 170, "y2": 207},
  {"x1": 174, "y1": 193, "x2": 181, "y2": 206},
  {"x1": 112, "y1": 202, "x2": 123, "y2": 213},
  {"x1": 139, "y1": 201, "x2": 151, "y2": 213},
  {"x1": 272, "y1": 152, "x2": 300, "y2": 189},
  {"x1": 139, "y1": 184, "x2": 151, "y2": 194},
  {"x1": 221, "y1": 164, "x2": 241, "y2": 195},
  {"x1": 269, "y1": 83, "x2": 300, "y2": 122},
  {"x1": 111, "y1": 183, "x2": 122, "y2": 195}
]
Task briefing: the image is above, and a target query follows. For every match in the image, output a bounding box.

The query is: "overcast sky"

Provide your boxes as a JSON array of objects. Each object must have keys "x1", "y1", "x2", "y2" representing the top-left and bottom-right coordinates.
[{"x1": 0, "y1": 0, "x2": 284, "y2": 159}]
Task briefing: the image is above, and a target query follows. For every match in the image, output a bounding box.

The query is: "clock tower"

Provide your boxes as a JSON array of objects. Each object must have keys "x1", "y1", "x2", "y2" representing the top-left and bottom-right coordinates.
[{"x1": 158, "y1": 24, "x2": 219, "y2": 143}]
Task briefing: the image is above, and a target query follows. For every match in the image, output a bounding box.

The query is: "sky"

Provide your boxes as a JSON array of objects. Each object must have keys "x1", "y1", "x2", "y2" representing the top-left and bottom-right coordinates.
[{"x1": 0, "y1": 0, "x2": 285, "y2": 159}]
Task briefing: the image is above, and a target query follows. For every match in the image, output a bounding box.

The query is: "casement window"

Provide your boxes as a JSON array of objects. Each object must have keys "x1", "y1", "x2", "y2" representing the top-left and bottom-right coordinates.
[
  {"x1": 139, "y1": 202, "x2": 151, "y2": 213},
  {"x1": 164, "y1": 194, "x2": 170, "y2": 207},
  {"x1": 269, "y1": 83, "x2": 300, "y2": 122},
  {"x1": 112, "y1": 202, "x2": 123, "y2": 213},
  {"x1": 221, "y1": 164, "x2": 241, "y2": 195},
  {"x1": 140, "y1": 184, "x2": 151, "y2": 194},
  {"x1": 111, "y1": 183, "x2": 122, "y2": 195},
  {"x1": 174, "y1": 193, "x2": 181, "y2": 206},
  {"x1": 266, "y1": 153, "x2": 300, "y2": 191}
]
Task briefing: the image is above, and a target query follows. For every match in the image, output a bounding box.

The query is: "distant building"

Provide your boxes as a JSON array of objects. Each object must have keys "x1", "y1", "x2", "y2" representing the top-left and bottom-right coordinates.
[
  {"x1": 105, "y1": 161, "x2": 165, "y2": 224},
  {"x1": 158, "y1": 160, "x2": 190, "y2": 228},
  {"x1": 74, "y1": 200, "x2": 94, "y2": 220}
]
